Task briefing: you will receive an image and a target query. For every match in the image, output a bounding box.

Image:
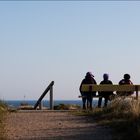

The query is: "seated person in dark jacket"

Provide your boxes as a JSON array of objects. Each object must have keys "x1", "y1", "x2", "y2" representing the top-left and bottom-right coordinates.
[
  {"x1": 98, "y1": 73, "x2": 113, "y2": 107},
  {"x1": 79, "y1": 72, "x2": 97, "y2": 109},
  {"x1": 117, "y1": 73, "x2": 133, "y2": 96}
]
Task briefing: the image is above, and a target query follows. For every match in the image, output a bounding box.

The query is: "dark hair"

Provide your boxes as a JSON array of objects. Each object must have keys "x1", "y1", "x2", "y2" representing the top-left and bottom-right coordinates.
[{"x1": 124, "y1": 74, "x2": 130, "y2": 80}]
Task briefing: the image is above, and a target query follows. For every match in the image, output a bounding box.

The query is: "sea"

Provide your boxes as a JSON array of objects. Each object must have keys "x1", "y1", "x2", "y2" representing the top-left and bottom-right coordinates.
[{"x1": 3, "y1": 100, "x2": 98, "y2": 109}]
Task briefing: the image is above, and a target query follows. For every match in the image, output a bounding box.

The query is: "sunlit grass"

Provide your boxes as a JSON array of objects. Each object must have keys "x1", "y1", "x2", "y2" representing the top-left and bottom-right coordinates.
[
  {"x1": 105, "y1": 97, "x2": 140, "y2": 140},
  {"x1": 75, "y1": 97, "x2": 140, "y2": 140}
]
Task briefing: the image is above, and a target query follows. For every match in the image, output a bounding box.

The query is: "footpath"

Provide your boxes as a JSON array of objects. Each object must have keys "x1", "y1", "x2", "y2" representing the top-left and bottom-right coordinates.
[{"x1": 4, "y1": 110, "x2": 113, "y2": 140}]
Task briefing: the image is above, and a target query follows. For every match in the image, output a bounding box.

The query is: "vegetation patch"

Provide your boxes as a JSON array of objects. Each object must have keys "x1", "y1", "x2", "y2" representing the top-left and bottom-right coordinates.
[
  {"x1": 54, "y1": 103, "x2": 81, "y2": 110},
  {"x1": 0, "y1": 101, "x2": 7, "y2": 140},
  {"x1": 75, "y1": 97, "x2": 140, "y2": 140}
]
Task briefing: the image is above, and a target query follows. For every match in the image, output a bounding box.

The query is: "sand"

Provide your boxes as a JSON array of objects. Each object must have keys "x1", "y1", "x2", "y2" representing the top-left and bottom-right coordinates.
[{"x1": 4, "y1": 110, "x2": 113, "y2": 140}]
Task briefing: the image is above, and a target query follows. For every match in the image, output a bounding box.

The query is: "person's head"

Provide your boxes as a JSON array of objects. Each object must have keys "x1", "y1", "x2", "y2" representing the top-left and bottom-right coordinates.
[
  {"x1": 124, "y1": 74, "x2": 131, "y2": 80},
  {"x1": 86, "y1": 72, "x2": 94, "y2": 78},
  {"x1": 103, "y1": 73, "x2": 109, "y2": 80}
]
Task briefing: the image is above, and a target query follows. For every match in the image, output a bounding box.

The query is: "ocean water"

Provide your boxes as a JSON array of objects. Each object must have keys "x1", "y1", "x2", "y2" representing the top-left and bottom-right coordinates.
[{"x1": 4, "y1": 100, "x2": 98, "y2": 108}]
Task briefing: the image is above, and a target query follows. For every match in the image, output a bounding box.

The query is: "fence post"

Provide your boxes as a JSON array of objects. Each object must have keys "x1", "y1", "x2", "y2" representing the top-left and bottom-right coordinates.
[
  {"x1": 39, "y1": 101, "x2": 43, "y2": 110},
  {"x1": 50, "y1": 86, "x2": 53, "y2": 110}
]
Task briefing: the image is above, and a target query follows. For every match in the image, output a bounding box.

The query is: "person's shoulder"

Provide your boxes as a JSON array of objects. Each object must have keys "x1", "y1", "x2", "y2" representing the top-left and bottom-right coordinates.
[
  {"x1": 91, "y1": 77, "x2": 97, "y2": 83},
  {"x1": 100, "y1": 81, "x2": 104, "y2": 84},
  {"x1": 82, "y1": 78, "x2": 86, "y2": 83},
  {"x1": 119, "y1": 79, "x2": 124, "y2": 84},
  {"x1": 119, "y1": 79, "x2": 124, "y2": 82},
  {"x1": 108, "y1": 80, "x2": 113, "y2": 84}
]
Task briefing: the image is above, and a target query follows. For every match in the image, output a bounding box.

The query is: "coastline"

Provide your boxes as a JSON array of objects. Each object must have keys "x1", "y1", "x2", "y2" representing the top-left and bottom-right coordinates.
[{"x1": 4, "y1": 100, "x2": 99, "y2": 109}]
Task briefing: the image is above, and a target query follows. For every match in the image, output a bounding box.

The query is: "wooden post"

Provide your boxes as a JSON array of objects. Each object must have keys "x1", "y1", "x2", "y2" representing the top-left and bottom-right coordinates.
[
  {"x1": 34, "y1": 81, "x2": 54, "y2": 109},
  {"x1": 135, "y1": 85, "x2": 138, "y2": 100},
  {"x1": 39, "y1": 101, "x2": 43, "y2": 110},
  {"x1": 50, "y1": 86, "x2": 53, "y2": 110}
]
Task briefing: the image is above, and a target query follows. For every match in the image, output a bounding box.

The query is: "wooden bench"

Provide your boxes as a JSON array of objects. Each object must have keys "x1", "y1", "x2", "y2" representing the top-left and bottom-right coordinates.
[{"x1": 79, "y1": 84, "x2": 140, "y2": 100}]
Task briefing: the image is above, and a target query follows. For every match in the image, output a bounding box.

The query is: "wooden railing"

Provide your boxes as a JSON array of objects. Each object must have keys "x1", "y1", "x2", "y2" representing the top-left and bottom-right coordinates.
[{"x1": 34, "y1": 81, "x2": 54, "y2": 110}]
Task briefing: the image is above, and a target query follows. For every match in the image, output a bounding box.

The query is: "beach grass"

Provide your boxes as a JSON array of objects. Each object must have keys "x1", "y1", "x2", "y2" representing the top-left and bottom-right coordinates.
[
  {"x1": 75, "y1": 97, "x2": 140, "y2": 140},
  {"x1": 106, "y1": 97, "x2": 140, "y2": 140}
]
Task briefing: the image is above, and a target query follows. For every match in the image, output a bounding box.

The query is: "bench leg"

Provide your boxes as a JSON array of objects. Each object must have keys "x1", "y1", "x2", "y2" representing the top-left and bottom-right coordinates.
[{"x1": 135, "y1": 86, "x2": 138, "y2": 100}]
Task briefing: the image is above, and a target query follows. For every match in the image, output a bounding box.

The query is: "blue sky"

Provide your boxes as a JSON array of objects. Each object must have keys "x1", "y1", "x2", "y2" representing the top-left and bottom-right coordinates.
[{"x1": 0, "y1": 1, "x2": 140, "y2": 100}]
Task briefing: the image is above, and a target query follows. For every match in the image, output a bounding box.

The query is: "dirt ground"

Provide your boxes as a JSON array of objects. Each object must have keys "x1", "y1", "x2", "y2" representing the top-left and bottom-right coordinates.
[{"x1": 4, "y1": 110, "x2": 113, "y2": 140}]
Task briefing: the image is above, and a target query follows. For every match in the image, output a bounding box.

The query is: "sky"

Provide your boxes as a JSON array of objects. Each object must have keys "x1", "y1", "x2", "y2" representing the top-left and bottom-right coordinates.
[{"x1": 0, "y1": 1, "x2": 140, "y2": 100}]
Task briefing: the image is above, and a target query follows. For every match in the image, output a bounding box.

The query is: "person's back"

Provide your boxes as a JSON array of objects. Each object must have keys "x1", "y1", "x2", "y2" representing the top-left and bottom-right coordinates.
[
  {"x1": 118, "y1": 74, "x2": 133, "y2": 96},
  {"x1": 79, "y1": 72, "x2": 97, "y2": 109},
  {"x1": 98, "y1": 73, "x2": 113, "y2": 107},
  {"x1": 100, "y1": 79, "x2": 112, "y2": 85}
]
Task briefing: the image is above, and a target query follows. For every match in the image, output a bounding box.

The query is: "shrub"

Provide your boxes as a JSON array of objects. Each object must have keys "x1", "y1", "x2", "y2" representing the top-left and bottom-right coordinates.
[
  {"x1": 106, "y1": 97, "x2": 140, "y2": 119},
  {"x1": 76, "y1": 97, "x2": 140, "y2": 139},
  {"x1": 103, "y1": 97, "x2": 140, "y2": 140}
]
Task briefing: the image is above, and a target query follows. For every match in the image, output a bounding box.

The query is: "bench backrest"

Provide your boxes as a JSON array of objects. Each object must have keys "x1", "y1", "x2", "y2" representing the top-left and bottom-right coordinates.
[
  {"x1": 81, "y1": 84, "x2": 140, "y2": 100},
  {"x1": 81, "y1": 84, "x2": 140, "y2": 92}
]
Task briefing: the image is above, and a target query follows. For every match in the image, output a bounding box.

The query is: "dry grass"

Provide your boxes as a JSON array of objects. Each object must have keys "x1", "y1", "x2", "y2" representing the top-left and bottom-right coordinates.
[
  {"x1": 105, "y1": 97, "x2": 140, "y2": 140},
  {"x1": 0, "y1": 101, "x2": 7, "y2": 140},
  {"x1": 75, "y1": 97, "x2": 140, "y2": 140},
  {"x1": 106, "y1": 97, "x2": 140, "y2": 119},
  {"x1": 54, "y1": 103, "x2": 81, "y2": 110}
]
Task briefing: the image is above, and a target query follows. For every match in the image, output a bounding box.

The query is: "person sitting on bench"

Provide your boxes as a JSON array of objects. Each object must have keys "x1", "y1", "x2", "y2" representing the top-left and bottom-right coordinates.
[
  {"x1": 98, "y1": 73, "x2": 113, "y2": 108},
  {"x1": 117, "y1": 73, "x2": 134, "y2": 96},
  {"x1": 79, "y1": 72, "x2": 97, "y2": 110}
]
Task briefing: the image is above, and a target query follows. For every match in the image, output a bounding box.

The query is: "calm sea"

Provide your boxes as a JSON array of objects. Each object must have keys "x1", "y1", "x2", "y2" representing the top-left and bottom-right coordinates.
[{"x1": 4, "y1": 100, "x2": 98, "y2": 108}]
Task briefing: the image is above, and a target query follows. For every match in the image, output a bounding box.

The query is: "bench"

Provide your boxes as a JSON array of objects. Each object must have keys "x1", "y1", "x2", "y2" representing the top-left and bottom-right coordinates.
[{"x1": 79, "y1": 84, "x2": 140, "y2": 100}]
